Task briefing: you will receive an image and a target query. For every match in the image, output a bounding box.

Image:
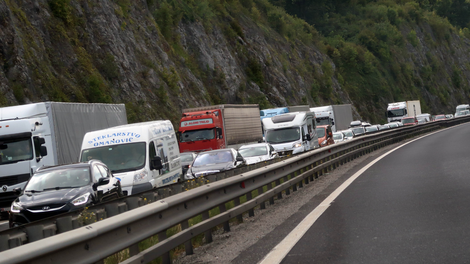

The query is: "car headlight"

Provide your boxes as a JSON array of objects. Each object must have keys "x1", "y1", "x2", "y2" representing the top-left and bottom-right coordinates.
[
  {"x1": 71, "y1": 193, "x2": 90, "y2": 206},
  {"x1": 134, "y1": 169, "x2": 148, "y2": 183},
  {"x1": 292, "y1": 143, "x2": 302, "y2": 148},
  {"x1": 11, "y1": 201, "x2": 23, "y2": 213},
  {"x1": 321, "y1": 140, "x2": 328, "y2": 145}
]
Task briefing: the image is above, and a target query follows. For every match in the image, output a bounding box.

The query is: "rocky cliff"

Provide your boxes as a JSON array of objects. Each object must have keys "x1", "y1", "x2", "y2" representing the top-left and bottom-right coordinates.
[{"x1": 1, "y1": 0, "x2": 470, "y2": 125}]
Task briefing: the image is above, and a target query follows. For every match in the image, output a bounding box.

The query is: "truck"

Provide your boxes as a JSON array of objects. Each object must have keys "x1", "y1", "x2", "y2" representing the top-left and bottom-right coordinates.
[
  {"x1": 178, "y1": 104, "x2": 263, "y2": 153},
  {"x1": 79, "y1": 121, "x2": 181, "y2": 195},
  {"x1": 310, "y1": 104, "x2": 353, "y2": 132},
  {"x1": 0, "y1": 102, "x2": 127, "y2": 213},
  {"x1": 386, "y1": 101, "x2": 421, "y2": 123},
  {"x1": 455, "y1": 104, "x2": 470, "y2": 115},
  {"x1": 262, "y1": 111, "x2": 319, "y2": 156}
]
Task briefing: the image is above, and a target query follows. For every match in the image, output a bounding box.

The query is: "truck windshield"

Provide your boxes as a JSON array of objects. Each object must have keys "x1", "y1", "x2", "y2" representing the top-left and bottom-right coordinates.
[
  {"x1": 266, "y1": 127, "x2": 300, "y2": 144},
  {"x1": 315, "y1": 117, "x2": 330, "y2": 126},
  {"x1": 387, "y1": 109, "x2": 405, "y2": 117},
  {"x1": 0, "y1": 138, "x2": 33, "y2": 165},
  {"x1": 180, "y1": 129, "x2": 215, "y2": 142},
  {"x1": 316, "y1": 127, "x2": 326, "y2": 138},
  {"x1": 80, "y1": 142, "x2": 146, "y2": 173}
]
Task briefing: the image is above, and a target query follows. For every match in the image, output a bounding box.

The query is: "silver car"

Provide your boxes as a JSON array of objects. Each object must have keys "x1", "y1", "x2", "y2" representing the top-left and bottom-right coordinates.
[
  {"x1": 238, "y1": 143, "x2": 279, "y2": 165},
  {"x1": 332, "y1": 132, "x2": 345, "y2": 143}
]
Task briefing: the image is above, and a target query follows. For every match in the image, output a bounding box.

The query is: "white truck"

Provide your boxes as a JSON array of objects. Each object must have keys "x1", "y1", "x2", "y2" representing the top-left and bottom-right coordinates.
[
  {"x1": 455, "y1": 104, "x2": 470, "y2": 115},
  {"x1": 387, "y1": 101, "x2": 421, "y2": 123},
  {"x1": 262, "y1": 112, "x2": 319, "y2": 156},
  {"x1": 79, "y1": 121, "x2": 182, "y2": 196},
  {"x1": 310, "y1": 104, "x2": 353, "y2": 132},
  {"x1": 0, "y1": 102, "x2": 127, "y2": 213}
]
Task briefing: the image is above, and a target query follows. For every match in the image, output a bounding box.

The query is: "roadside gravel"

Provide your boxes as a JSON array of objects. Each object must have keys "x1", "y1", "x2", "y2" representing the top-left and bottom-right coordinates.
[{"x1": 174, "y1": 141, "x2": 406, "y2": 264}]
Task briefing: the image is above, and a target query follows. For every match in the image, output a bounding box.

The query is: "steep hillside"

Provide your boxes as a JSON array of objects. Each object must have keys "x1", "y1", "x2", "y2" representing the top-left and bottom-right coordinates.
[{"x1": 1, "y1": 0, "x2": 470, "y2": 125}]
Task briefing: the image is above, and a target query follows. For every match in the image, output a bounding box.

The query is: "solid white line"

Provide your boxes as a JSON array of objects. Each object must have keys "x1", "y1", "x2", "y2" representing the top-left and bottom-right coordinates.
[{"x1": 258, "y1": 128, "x2": 448, "y2": 264}]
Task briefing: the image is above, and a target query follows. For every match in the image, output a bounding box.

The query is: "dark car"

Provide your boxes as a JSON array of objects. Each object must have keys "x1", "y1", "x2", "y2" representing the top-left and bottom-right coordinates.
[
  {"x1": 184, "y1": 148, "x2": 245, "y2": 180},
  {"x1": 180, "y1": 152, "x2": 198, "y2": 181},
  {"x1": 9, "y1": 160, "x2": 122, "y2": 227}
]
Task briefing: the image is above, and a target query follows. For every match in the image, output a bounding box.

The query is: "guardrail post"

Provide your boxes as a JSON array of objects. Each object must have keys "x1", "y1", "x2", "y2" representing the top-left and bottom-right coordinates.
[
  {"x1": 233, "y1": 197, "x2": 243, "y2": 223},
  {"x1": 276, "y1": 179, "x2": 282, "y2": 200},
  {"x1": 158, "y1": 231, "x2": 171, "y2": 264},
  {"x1": 181, "y1": 220, "x2": 193, "y2": 255},
  {"x1": 219, "y1": 204, "x2": 230, "y2": 232},
  {"x1": 246, "y1": 192, "x2": 255, "y2": 217},
  {"x1": 202, "y1": 211, "x2": 213, "y2": 243},
  {"x1": 129, "y1": 243, "x2": 140, "y2": 258},
  {"x1": 258, "y1": 187, "x2": 266, "y2": 209}
]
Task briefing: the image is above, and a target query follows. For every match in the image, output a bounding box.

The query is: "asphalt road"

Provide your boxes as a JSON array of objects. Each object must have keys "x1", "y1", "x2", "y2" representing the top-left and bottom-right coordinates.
[{"x1": 278, "y1": 123, "x2": 470, "y2": 264}]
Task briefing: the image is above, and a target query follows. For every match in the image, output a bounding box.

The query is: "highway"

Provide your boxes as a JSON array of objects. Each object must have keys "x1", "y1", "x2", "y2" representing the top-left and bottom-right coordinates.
[{"x1": 252, "y1": 123, "x2": 470, "y2": 263}]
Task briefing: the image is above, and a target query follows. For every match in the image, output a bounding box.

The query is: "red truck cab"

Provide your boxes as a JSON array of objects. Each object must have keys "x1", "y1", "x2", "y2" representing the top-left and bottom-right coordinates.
[
  {"x1": 316, "y1": 125, "x2": 335, "y2": 147},
  {"x1": 178, "y1": 110, "x2": 224, "y2": 153}
]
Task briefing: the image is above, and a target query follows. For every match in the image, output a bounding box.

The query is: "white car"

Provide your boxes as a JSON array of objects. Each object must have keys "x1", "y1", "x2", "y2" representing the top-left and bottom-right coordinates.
[
  {"x1": 238, "y1": 143, "x2": 279, "y2": 165},
  {"x1": 340, "y1": 129, "x2": 355, "y2": 141},
  {"x1": 332, "y1": 132, "x2": 345, "y2": 143}
]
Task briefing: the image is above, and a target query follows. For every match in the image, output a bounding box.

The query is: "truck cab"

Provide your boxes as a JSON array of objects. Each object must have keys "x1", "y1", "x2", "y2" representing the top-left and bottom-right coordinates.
[
  {"x1": 178, "y1": 110, "x2": 224, "y2": 153},
  {"x1": 316, "y1": 125, "x2": 335, "y2": 147},
  {"x1": 262, "y1": 112, "x2": 319, "y2": 156}
]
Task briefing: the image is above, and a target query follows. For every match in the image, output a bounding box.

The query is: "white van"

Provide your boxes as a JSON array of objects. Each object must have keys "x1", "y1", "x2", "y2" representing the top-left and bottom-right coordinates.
[
  {"x1": 262, "y1": 112, "x2": 319, "y2": 156},
  {"x1": 79, "y1": 121, "x2": 181, "y2": 196},
  {"x1": 416, "y1": 113, "x2": 431, "y2": 123}
]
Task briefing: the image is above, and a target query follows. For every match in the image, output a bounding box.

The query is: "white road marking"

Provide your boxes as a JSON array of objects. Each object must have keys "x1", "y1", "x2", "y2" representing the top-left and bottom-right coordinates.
[{"x1": 258, "y1": 128, "x2": 450, "y2": 264}]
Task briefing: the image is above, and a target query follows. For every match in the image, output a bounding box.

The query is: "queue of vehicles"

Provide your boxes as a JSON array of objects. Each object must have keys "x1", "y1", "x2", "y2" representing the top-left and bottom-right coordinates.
[{"x1": 5, "y1": 100, "x2": 466, "y2": 227}]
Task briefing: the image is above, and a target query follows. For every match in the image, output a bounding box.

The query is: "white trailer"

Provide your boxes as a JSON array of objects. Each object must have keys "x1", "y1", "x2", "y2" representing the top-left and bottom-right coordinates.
[
  {"x1": 310, "y1": 104, "x2": 353, "y2": 132},
  {"x1": 0, "y1": 102, "x2": 127, "y2": 212},
  {"x1": 262, "y1": 112, "x2": 319, "y2": 156},
  {"x1": 387, "y1": 100, "x2": 421, "y2": 123},
  {"x1": 80, "y1": 121, "x2": 182, "y2": 196}
]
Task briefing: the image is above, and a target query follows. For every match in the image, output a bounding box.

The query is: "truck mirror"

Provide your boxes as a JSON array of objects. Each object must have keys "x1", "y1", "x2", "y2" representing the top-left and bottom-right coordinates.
[
  {"x1": 150, "y1": 156, "x2": 163, "y2": 170},
  {"x1": 176, "y1": 131, "x2": 181, "y2": 142},
  {"x1": 38, "y1": 137, "x2": 46, "y2": 145},
  {"x1": 40, "y1": 146, "x2": 48, "y2": 157}
]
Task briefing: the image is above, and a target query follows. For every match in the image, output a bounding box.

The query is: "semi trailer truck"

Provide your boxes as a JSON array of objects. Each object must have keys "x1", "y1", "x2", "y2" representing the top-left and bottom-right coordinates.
[
  {"x1": 0, "y1": 102, "x2": 127, "y2": 213},
  {"x1": 310, "y1": 104, "x2": 353, "y2": 132},
  {"x1": 178, "y1": 104, "x2": 263, "y2": 153},
  {"x1": 387, "y1": 101, "x2": 421, "y2": 122}
]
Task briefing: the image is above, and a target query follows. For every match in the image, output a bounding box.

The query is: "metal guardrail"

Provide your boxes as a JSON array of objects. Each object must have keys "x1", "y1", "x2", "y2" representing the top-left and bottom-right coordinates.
[{"x1": 1, "y1": 116, "x2": 469, "y2": 263}]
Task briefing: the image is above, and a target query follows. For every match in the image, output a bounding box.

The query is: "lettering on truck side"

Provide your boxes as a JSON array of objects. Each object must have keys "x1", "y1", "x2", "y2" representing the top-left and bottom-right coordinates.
[
  {"x1": 88, "y1": 132, "x2": 142, "y2": 146},
  {"x1": 162, "y1": 173, "x2": 180, "y2": 185}
]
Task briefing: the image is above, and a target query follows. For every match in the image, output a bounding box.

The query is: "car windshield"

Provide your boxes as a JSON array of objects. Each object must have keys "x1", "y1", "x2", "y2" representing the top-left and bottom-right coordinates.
[
  {"x1": 239, "y1": 146, "x2": 268, "y2": 157},
  {"x1": 180, "y1": 153, "x2": 195, "y2": 162},
  {"x1": 180, "y1": 129, "x2": 215, "y2": 142},
  {"x1": 316, "y1": 128, "x2": 326, "y2": 138},
  {"x1": 387, "y1": 109, "x2": 405, "y2": 117},
  {"x1": 333, "y1": 133, "x2": 343, "y2": 140},
  {"x1": 266, "y1": 127, "x2": 300, "y2": 144},
  {"x1": 401, "y1": 118, "x2": 415, "y2": 124},
  {"x1": 80, "y1": 142, "x2": 146, "y2": 173},
  {"x1": 365, "y1": 126, "x2": 378, "y2": 132},
  {"x1": 0, "y1": 137, "x2": 33, "y2": 165},
  {"x1": 351, "y1": 127, "x2": 365, "y2": 135},
  {"x1": 315, "y1": 117, "x2": 330, "y2": 126},
  {"x1": 26, "y1": 167, "x2": 90, "y2": 191},
  {"x1": 342, "y1": 130, "x2": 353, "y2": 137},
  {"x1": 193, "y1": 151, "x2": 233, "y2": 166}
]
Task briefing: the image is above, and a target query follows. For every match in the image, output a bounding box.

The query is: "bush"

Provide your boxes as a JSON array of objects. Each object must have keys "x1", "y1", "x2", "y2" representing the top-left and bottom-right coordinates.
[
  {"x1": 246, "y1": 58, "x2": 265, "y2": 89},
  {"x1": 407, "y1": 30, "x2": 419, "y2": 47},
  {"x1": 49, "y1": 0, "x2": 72, "y2": 25}
]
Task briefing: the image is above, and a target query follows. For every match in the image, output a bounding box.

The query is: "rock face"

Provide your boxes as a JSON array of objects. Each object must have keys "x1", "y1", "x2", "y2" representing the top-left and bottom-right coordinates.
[
  {"x1": 1, "y1": 1, "x2": 469, "y2": 125},
  {"x1": 0, "y1": 0, "x2": 348, "y2": 124}
]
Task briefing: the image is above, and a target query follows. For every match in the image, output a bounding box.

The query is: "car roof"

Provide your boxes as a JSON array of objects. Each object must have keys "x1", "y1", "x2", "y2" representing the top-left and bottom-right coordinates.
[
  {"x1": 239, "y1": 143, "x2": 270, "y2": 149},
  {"x1": 199, "y1": 148, "x2": 236, "y2": 154},
  {"x1": 37, "y1": 160, "x2": 98, "y2": 172}
]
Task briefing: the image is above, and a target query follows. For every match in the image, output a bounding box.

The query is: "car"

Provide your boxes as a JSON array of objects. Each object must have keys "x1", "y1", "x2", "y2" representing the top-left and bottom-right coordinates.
[
  {"x1": 185, "y1": 148, "x2": 245, "y2": 180},
  {"x1": 350, "y1": 126, "x2": 366, "y2": 136},
  {"x1": 316, "y1": 125, "x2": 335, "y2": 147},
  {"x1": 401, "y1": 117, "x2": 418, "y2": 126},
  {"x1": 340, "y1": 129, "x2": 355, "y2": 140},
  {"x1": 238, "y1": 143, "x2": 279, "y2": 165},
  {"x1": 365, "y1": 125, "x2": 379, "y2": 134},
  {"x1": 455, "y1": 110, "x2": 469, "y2": 117},
  {"x1": 332, "y1": 132, "x2": 345, "y2": 143},
  {"x1": 9, "y1": 160, "x2": 122, "y2": 227},
  {"x1": 349, "y1": 120, "x2": 362, "y2": 127},
  {"x1": 378, "y1": 124, "x2": 390, "y2": 130},
  {"x1": 445, "y1": 114, "x2": 454, "y2": 119},
  {"x1": 387, "y1": 122, "x2": 399, "y2": 128},
  {"x1": 180, "y1": 152, "x2": 198, "y2": 181}
]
